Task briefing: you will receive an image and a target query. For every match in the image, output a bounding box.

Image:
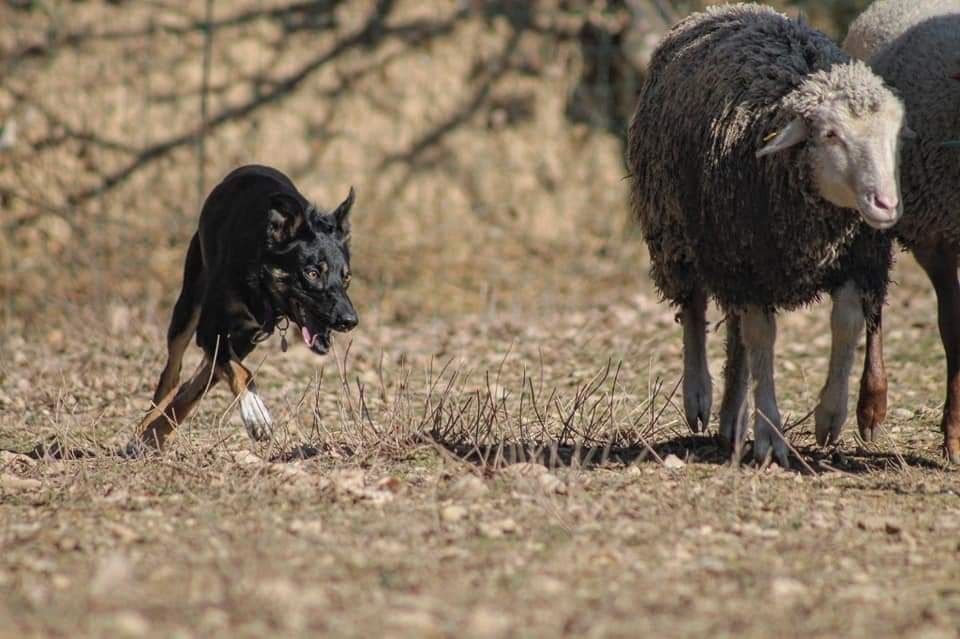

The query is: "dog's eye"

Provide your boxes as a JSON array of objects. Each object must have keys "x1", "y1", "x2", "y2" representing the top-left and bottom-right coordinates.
[
  {"x1": 343, "y1": 270, "x2": 351, "y2": 288},
  {"x1": 305, "y1": 268, "x2": 321, "y2": 280}
]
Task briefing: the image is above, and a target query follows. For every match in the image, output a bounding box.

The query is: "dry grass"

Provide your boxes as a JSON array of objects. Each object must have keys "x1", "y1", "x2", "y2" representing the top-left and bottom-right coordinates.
[{"x1": 2, "y1": 254, "x2": 960, "y2": 638}]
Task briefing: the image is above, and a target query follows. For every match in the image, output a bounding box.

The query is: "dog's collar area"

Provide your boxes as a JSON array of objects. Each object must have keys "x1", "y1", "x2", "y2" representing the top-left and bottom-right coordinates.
[{"x1": 252, "y1": 314, "x2": 289, "y2": 352}]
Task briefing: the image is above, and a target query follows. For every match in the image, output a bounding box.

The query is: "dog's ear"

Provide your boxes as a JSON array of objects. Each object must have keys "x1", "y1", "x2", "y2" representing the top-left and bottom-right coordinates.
[
  {"x1": 332, "y1": 187, "x2": 355, "y2": 241},
  {"x1": 266, "y1": 192, "x2": 305, "y2": 246}
]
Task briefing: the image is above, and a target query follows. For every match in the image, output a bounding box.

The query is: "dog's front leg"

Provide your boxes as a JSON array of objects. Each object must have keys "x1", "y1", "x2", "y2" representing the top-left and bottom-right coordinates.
[{"x1": 219, "y1": 359, "x2": 273, "y2": 443}]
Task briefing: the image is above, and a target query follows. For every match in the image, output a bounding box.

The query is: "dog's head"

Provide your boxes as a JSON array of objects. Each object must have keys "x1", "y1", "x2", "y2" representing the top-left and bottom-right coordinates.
[{"x1": 261, "y1": 187, "x2": 358, "y2": 354}]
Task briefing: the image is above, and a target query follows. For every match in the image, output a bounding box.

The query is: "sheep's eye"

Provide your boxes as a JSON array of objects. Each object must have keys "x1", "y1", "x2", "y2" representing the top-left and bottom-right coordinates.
[
  {"x1": 305, "y1": 267, "x2": 321, "y2": 280},
  {"x1": 343, "y1": 270, "x2": 352, "y2": 288},
  {"x1": 824, "y1": 130, "x2": 838, "y2": 140}
]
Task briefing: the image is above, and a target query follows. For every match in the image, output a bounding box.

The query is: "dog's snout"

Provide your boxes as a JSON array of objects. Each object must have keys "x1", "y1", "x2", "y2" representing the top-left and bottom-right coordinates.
[{"x1": 333, "y1": 309, "x2": 358, "y2": 332}]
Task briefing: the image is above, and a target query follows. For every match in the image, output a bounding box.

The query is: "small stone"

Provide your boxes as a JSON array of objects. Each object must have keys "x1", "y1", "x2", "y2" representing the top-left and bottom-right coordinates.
[
  {"x1": 663, "y1": 454, "x2": 685, "y2": 470},
  {"x1": 57, "y1": 537, "x2": 80, "y2": 552},
  {"x1": 772, "y1": 577, "x2": 807, "y2": 598},
  {"x1": 109, "y1": 305, "x2": 131, "y2": 333},
  {"x1": 857, "y1": 516, "x2": 886, "y2": 532},
  {"x1": 498, "y1": 518, "x2": 518, "y2": 534},
  {"x1": 537, "y1": 472, "x2": 565, "y2": 494},
  {"x1": 503, "y1": 463, "x2": 547, "y2": 478},
  {"x1": 199, "y1": 608, "x2": 230, "y2": 630},
  {"x1": 891, "y1": 408, "x2": 914, "y2": 420},
  {"x1": 479, "y1": 518, "x2": 518, "y2": 538},
  {"x1": 111, "y1": 611, "x2": 149, "y2": 637},
  {"x1": 91, "y1": 553, "x2": 133, "y2": 598},
  {"x1": 288, "y1": 519, "x2": 323, "y2": 537},
  {"x1": 376, "y1": 476, "x2": 402, "y2": 493},
  {"x1": 107, "y1": 522, "x2": 142, "y2": 544},
  {"x1": 46, "y1": 329, "x2": 65, "y2": 351},
  {"x1": 0, "y1": 474, "x2": 41, "y2": 491},
  {"x1": 450, "y1": 475, "x2": 488, "y2": 500},
  {"x1": 441, "y1": 505, "x2": 468, "y2": 523},
  {"x1": 465, "y1": 607, "x2": 511, "y2": 638},
  {"x1": 230, "y1": 450, "x2": 263, "y2": 466},
  {"x1": 389, "y1": 610, "x2": 441, "y2": 635},
  {"x1": 330, "y1": 468, "x2": 366, "y2": 494},
  {"x1": 530, "y1": 575, "x2": 564, "y2": 595}
]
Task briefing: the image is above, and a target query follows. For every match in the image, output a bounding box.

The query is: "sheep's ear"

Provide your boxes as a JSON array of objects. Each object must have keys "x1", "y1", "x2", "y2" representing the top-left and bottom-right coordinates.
[
  {"x1": 266, "y1": 192, "x2": 305, "y2": 246},
  {"x1": 901, "y1": 125, "x2": 917, "y2": 140},
  {"x1": 332, "y1": 186, "x2": 355, "y2": 240},
  {"x1": 756, "y1": 118, "x2": 809, "y2": 158}
]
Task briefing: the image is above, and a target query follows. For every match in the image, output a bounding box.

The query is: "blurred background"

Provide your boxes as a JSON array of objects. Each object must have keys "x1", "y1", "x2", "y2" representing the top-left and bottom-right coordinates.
[{"x1": 0, "y1": 0, "x2": 871, "y2": 332}]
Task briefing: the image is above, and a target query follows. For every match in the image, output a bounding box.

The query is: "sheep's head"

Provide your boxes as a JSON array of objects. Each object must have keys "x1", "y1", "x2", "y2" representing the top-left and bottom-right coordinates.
[{"x1": 756, "y1": 62, "x2": 910, "y2": 231}]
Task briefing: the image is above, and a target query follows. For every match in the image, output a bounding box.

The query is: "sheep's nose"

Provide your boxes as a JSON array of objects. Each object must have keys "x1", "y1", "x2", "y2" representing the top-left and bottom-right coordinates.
[{"x1": 872, "y1": 193, "x2": 899, "y2": 211}]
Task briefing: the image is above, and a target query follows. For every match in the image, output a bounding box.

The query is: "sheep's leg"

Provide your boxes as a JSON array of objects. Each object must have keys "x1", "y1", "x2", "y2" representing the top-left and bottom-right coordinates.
[
  {"x1": 719, "y1": 312, "x2": 749, "y2": 459},
  {"x1": 857, "y1": 306, "x2": 887, "y2": 443},
  {"x1": 741, "y1": 307, "x2": 789, "y2": 467},
  {"x1": 814, "y1": 281, "x2": 865, "y2": 446},
  {"x1": 914, "y1": 246, "x2": 960, "y2": 464},
  {"x1": 681, "y1": 288, "x2": 712, "y2": 433}
]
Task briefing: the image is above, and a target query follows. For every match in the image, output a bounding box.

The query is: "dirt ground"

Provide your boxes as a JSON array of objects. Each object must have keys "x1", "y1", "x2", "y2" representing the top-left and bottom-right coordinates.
[
  {"x1": 2, "y1": 253, "x2": 959, "y2": 639},
  {"x1": 2, "y1": 1, "x2": 957, "y2": 637}
]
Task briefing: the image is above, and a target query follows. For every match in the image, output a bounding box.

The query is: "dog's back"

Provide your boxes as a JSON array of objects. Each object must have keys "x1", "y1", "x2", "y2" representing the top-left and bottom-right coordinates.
[{"x1": 197, "y1": 165, "x2": 307, "y2": 257}]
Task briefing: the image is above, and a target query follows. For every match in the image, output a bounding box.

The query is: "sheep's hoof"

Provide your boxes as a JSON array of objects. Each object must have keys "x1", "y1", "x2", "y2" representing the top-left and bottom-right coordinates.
[
  {"x1": 814, "y1": 402, "x2": 847, "y2": 447},
  {"x1": 682, "y1": 374, "x2": 712, "y2": 434},
  {"x1": 718, "y1": 412, "x2": 748, "y2": 462},
  {"x1": 753, "y1": 421, "x2": 789, "y2": 468},
  {"x1": 856, "y1": 386, "x2": 887, "y2": 444}
]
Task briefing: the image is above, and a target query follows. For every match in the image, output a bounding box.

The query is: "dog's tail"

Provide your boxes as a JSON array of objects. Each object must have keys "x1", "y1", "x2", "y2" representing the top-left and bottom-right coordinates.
[{"x1": 167, "y1": 233, "x2": 204, "y2": 342}]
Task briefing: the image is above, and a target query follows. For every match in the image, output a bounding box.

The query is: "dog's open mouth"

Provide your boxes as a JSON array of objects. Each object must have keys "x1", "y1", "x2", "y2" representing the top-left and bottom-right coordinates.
[
  {"x1": 290, "y1": 301, "x2": 332, "y2": 355},
  {"x1": 301, "y1": 324, "x2": 332, "y2": 354}
]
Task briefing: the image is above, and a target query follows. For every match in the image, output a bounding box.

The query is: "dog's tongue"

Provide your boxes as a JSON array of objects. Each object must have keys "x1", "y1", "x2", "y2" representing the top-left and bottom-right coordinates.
[{"x1": 302, "y1": 326, "x2": 313, "y2": 347}]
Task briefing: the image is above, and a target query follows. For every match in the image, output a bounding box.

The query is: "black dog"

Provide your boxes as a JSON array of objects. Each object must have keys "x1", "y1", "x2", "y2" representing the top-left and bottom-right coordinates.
[{"x1": 132, "y1": 165, "x2": 358, "y2": 450}]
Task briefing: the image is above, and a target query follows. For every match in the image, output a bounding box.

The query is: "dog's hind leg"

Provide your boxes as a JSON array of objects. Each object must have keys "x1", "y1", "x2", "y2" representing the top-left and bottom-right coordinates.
[
  {"x1": 131, "y1": 354, "x2": 218, "y2": 453},
  {"x1": 154, "y1": 234, "x2": 204, "y2": 404}
]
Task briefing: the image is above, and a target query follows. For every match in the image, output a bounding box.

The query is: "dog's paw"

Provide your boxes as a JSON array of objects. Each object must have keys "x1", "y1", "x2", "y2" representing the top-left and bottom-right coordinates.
[{"x1": 239, "y1": 391, "x2": 273, "y2": 442}]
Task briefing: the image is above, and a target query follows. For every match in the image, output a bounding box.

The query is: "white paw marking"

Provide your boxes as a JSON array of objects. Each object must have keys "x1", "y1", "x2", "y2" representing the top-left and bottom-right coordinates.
[{"x1": 239, "y1": 391, "x2": 273, "y2": 442}]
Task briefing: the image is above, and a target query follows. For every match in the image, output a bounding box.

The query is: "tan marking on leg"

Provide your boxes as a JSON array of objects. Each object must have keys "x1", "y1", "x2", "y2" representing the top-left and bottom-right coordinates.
[
  {"x1": 153, "y1": 306, "x2": 201, "y2": 404},
  {"x1": 135, "y1": 356, "x2": 217, "y2": 451}
]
